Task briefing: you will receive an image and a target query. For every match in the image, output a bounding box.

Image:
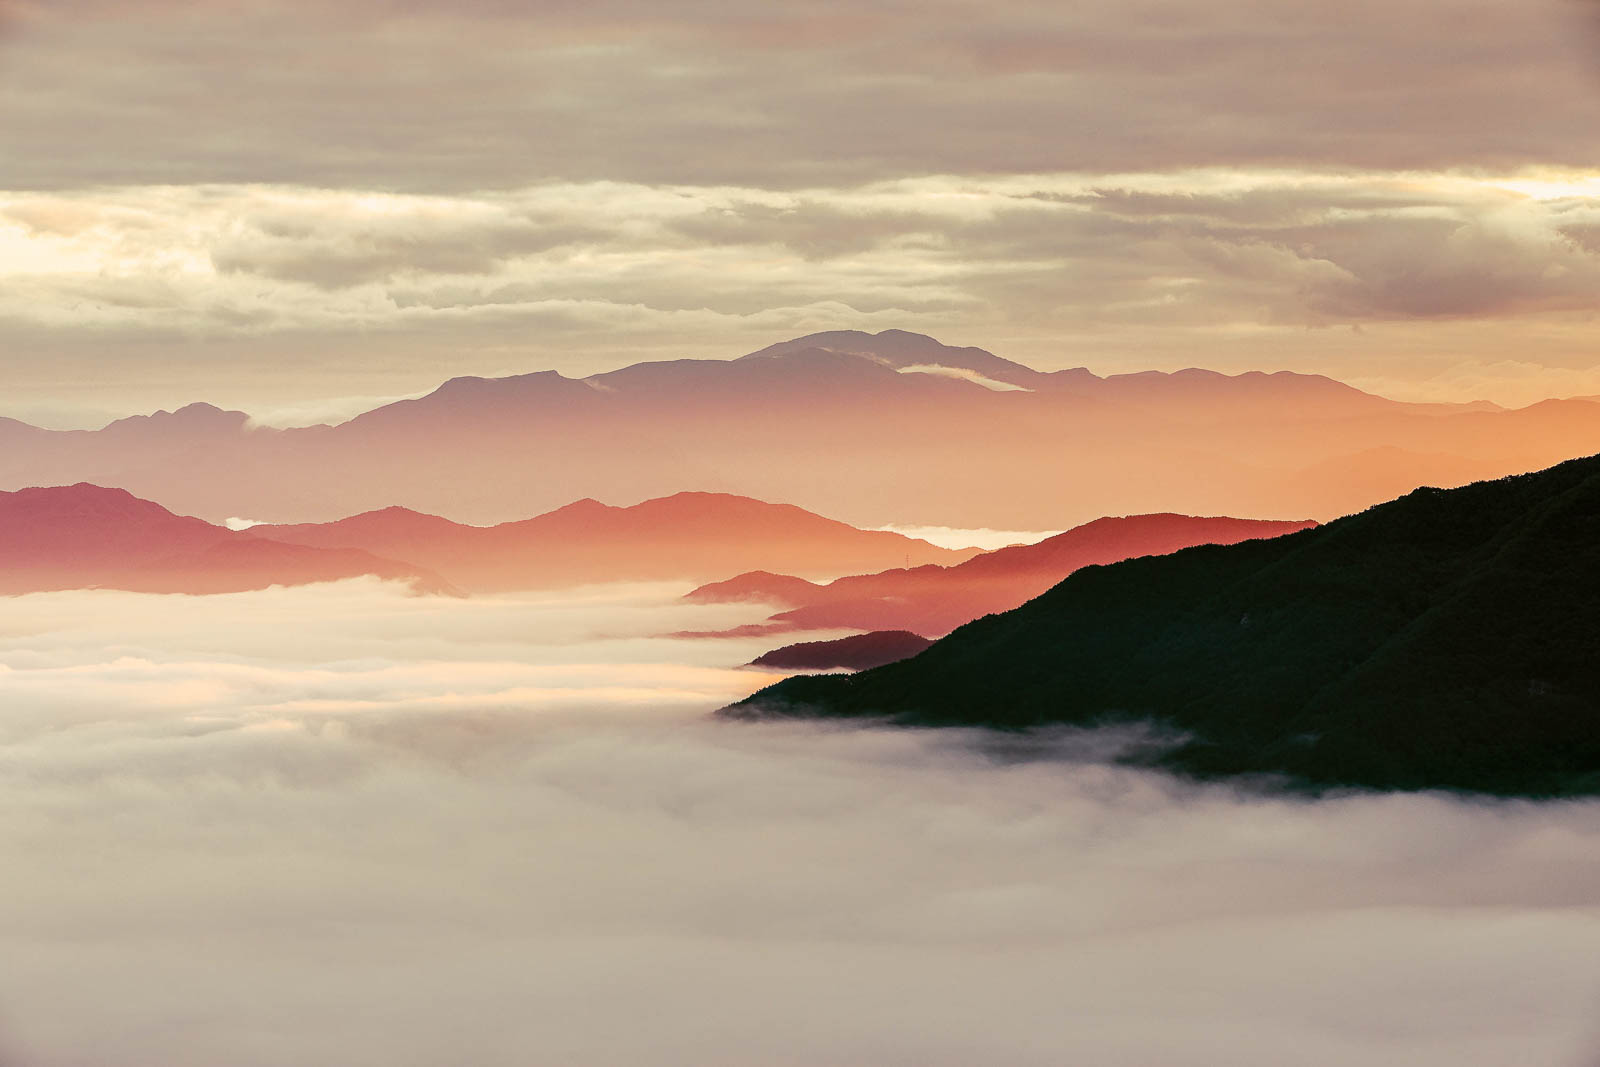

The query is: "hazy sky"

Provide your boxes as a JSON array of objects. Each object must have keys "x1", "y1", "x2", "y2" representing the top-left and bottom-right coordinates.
[
  {"x1": 2, "y1": 0, "x2": 1599, "y2": 425},
  {"x1": 2, "y1": 581, "x2": 1598, "y2": 1066}
]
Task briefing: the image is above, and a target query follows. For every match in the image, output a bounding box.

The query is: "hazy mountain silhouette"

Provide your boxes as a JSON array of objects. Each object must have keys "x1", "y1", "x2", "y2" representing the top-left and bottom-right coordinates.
[
  {"x1": 246, "y1": 491, "x2": 976, "y2": 591},
  {"x1": 726, "y1": 455, "x2": 1600, "y2": 797},
  {"x1": 747, "y1": 631, "x2": 934, "y2": 672},
  {"x1": 0, "y1": 330, "x2": 1595, "y2": 528},
  {"x1": 0, "y1": 484, "x2": 449, "y2": 595},
  {"x1": 689, "y1": 514, "x2": 1316, "y2": 636}
]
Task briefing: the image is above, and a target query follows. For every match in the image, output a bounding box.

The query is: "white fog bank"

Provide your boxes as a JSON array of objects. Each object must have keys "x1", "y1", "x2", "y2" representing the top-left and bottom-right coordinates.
[{"x1": 0, "y1": 581, "x2": 1597, "y2": 1067}]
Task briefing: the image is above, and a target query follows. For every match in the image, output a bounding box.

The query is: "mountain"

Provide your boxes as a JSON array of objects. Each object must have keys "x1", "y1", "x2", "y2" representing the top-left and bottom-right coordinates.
[
  {"x1": 687, "y1": 570, "x2": 829, "y2": 605},
  {"x1": 0, "y1": 484, "x2": 449, "y2": 595},
  {"x1": 244, "y1": 492, "x2": 976, "y2": 591},
  {"x1": 0, "y1": 330, "x2": 1596, "y2": 529},
  {"x1": 737, "y1": 329, "x2": 1058, "y2": 390},
  {"x1": 747, "y1": 631, "x2": 935, "y2": 672},
  {"x1": 688, "y1": 514, "x2": 1317, "y2": 636},
  {"x1": 725, "y1": 455, "x2": 1600, "y2": 797}
]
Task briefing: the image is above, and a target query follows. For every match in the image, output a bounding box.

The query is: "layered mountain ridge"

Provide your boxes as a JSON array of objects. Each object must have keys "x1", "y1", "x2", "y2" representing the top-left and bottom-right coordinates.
[
  {"x1": 690, "y1": 513, "x2": 1318, "y2": 636},
  {"x1": 0, "y1": 482, "x2": 975, "y2": 597},
  {"x1": 2, "y1": 330, "x2": 1593, "y2": 529},
  {"x1": 246, "y1": 491, "x2": 976, "y2": 591}
]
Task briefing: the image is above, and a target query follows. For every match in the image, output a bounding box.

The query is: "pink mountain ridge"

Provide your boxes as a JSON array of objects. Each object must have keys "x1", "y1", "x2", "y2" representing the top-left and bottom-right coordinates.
[
  {"x1": 0, "y1": 484, "x2": 451, "y2": 596},
  {"x1": 0, "y1": 483, "x2": 1311, "y2": 651},
  {"x1": 0, "y1": 484, "x2": 973, "y2": 596},
  {"x1": 689, "y1": 513, "x2": 1318, "y2": 641},
  {"x1": 242, "y1": 492, "x2": 976, "y2": 591}
]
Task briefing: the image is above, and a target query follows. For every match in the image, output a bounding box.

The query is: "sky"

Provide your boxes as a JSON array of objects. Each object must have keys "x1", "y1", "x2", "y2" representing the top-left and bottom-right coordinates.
[
  {"x1": 1, "y1": 0, "x2": 1599, "y2": 426},
  {"x1": 2, "y1": 580, "x2": 1599, "y2": 1067}
]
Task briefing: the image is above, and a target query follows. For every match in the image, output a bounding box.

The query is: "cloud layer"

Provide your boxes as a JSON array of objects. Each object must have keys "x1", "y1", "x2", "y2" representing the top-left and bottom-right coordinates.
[
  {"x1": 3, "y1": 172, "x2": 1600, "y2": 424},
  {"x1": 3, "y1": 0, "x2": 1598, "y2": 191},
  {"x1": 2, "y1": 581, "x2": 1598, "y2": 1066}
]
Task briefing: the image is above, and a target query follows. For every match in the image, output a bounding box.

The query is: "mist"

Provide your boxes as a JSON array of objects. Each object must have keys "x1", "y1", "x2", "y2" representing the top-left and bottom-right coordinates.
[{"x1": 2, "y1": 580, "x2": 1597, "y2": 1067}]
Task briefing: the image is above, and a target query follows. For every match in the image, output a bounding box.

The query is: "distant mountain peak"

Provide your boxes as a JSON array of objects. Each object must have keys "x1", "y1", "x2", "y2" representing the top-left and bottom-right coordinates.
[
  {"x1": 8, "y1": 481, "x2": 175, "y2": 518},
  {"x1": 101, "y1": 402, "x2": 251, "y2": 434},
  {"x1": 738, "y1": 329, "x2": 1047, "y2": 389},
  {"x1": 542, "y1": 497, "x2": 612, "y2": 516},
  {"x1": 435, "y1": 369, "x2": 571, "y2": 391}
]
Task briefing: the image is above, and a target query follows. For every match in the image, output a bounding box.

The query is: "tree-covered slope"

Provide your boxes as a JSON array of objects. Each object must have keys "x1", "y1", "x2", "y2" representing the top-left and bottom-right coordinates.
[{"x1": 725, "y1": 455, "x2": 1600, "y2": 796}]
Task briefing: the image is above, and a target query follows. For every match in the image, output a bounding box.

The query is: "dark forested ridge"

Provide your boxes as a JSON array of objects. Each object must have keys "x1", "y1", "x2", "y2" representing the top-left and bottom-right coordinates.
[
  {"x1": 725, "y1": 455, "x2": 1600, "y2": 796},
  {"x1": 747, "y1": 630, "x2": 935, "y2": 672}
]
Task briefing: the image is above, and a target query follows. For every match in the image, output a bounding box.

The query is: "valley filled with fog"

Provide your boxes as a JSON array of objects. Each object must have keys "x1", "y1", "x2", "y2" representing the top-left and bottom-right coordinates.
[{"x1": 1, "y1": 580, "x2": 1597, "y2": 1067}]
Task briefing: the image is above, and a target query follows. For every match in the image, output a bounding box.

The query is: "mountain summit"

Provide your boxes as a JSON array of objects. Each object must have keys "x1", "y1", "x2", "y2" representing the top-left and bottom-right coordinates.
[{"x1": 737, "y1": 329, "x2": 1058, "y2": 390}]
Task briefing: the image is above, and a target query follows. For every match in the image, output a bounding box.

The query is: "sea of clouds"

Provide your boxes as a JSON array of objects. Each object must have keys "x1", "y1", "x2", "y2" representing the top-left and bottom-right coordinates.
[{"x1": 1, "y1": 579, "x2": 1598, "y2": 1067}]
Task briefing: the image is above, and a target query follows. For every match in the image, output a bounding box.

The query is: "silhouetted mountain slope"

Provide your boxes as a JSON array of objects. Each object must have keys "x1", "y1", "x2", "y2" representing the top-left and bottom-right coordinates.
[
  {"x1": 1, "y1": 330, "x2": 1590, "y2": 529},
  {"x1": 248, "y1": 492, "x2": 974, "y2": 591},
  {"x1": 0, "y1": 484, "x2": 448, "y2": 595},
  {"x1": 748, "y1": 631, "x2": 934, "y2": 671},
  {"x1": 726, "y1": 456, "x2": 1600, "y2": 797},
  {"x1": 690, "y1": 514, "x2": 1316, "y2": 636}
]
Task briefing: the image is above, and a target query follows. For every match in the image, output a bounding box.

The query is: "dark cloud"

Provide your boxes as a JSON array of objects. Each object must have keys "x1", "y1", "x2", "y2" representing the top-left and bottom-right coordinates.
[{"x1": 0, "y1": 0, "x2": 1596, "y2": 191}]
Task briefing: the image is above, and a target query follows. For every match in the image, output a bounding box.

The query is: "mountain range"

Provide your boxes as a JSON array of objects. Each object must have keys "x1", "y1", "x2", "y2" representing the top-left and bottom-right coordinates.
[
  {"x1": 244, "y1": 491, "x2": 974, "y2": 591},
  {"x1": 726, "y1": 455, "x2": 1600, "y2": 797},
  {"x1": 0, "y1": 484, "x2": 448, "y2": 596},
  {"x1": 2, "y1": 330, "x2": 1596, "y2": 530},
  {"x1": 689, "y1": 513, "x2": 1317, "y2": 636},
  {"x1": 0, "y1": 484, "x2": 971, "y2": 596}
]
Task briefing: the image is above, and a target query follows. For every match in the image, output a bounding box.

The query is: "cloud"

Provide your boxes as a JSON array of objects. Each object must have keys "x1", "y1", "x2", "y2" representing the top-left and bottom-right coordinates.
[
  {"x1": 208, "y1": 197, "x2": 610, "y2": 289},
  {"x1": 0, "y1": 581, "x2": 1598, "y2": 1066},
  {"x1": 870, "y1": 524, "x2": 1064, "y2": 551},
  {"x1": 2, "y1": 176, "x2": 1596, "y2": 338},
  {"x1": 896, "y1": 363, "x2": 1031, "y2": 391},
  {"x1": 0, "y1": 0, "x2": 1597, "y2": 193}
]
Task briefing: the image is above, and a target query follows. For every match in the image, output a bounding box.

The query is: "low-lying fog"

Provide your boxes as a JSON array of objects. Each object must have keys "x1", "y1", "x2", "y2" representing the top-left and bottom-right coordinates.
[{"x1": 1, "y1": 580, "x2": 1597, "y2": 1067}]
